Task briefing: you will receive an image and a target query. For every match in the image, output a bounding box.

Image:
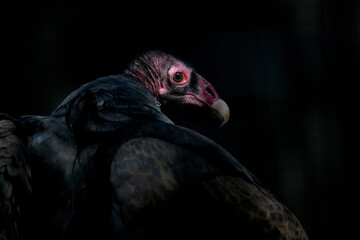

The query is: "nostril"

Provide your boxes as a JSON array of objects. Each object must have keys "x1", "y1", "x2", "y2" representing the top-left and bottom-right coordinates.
[{"x1": 206, "y1": 87, "x2": 215, "y2": 97}]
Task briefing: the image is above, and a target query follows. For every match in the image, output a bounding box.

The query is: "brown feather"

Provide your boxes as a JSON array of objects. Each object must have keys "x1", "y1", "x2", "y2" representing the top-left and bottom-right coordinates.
[{"x1": 0, "y1": 114, "x2": 32, "y2": 240}]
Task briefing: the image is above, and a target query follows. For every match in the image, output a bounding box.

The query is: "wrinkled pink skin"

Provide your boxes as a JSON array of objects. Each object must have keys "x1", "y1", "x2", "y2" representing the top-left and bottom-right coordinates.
[
  {"x1": 161, "y1": 62, "x2": 220, "y2": 107},
  {"x1": 125, "y1": 51, "x2": 229, "y2": 125}
]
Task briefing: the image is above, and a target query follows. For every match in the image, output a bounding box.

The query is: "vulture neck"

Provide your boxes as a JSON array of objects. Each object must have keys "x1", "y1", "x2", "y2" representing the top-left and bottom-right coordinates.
[{"x1": 124, "y1": 64, "x2": 161, "y2": 99}]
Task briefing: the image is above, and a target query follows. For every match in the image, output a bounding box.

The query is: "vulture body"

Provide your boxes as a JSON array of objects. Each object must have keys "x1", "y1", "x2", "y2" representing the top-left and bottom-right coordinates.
[{"x1": 0, "y1": 51, "x2": 307, "y2": 239}]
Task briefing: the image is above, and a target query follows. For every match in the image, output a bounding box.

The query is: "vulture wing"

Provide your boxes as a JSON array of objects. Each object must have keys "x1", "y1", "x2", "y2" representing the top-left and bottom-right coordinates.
[
  {"x1": 104, "y1": 120, "x2": 307, "y2": 239},
  {"x1": 0, "y1": 114, "x2": 31, "y2": 240}
]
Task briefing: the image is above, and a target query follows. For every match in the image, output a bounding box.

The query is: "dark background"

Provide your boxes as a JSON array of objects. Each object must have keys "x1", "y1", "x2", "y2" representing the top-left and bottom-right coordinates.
[{"x1": 2, "y1": 1, "x2": 359, "y2": 239}]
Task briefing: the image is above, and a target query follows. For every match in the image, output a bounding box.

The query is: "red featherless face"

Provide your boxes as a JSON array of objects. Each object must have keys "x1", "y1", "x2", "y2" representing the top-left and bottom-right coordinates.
[{"x1": 125, "y1": 50, "x2": 230, "y2": 126}]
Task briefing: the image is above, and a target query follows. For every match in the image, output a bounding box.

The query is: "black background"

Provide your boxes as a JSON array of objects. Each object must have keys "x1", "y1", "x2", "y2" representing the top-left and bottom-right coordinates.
[{"x1": 2, "y1": 1, "x2": 359, "y2": 239}]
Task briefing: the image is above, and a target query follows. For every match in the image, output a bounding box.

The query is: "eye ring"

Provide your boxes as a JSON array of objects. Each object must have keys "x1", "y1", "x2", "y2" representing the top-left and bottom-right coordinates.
[{"x1": 173, "y1": 72, "x2": 184, "y2": 83}]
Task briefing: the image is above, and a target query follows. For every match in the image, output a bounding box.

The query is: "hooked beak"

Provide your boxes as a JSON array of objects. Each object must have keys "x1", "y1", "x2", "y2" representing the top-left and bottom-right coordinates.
[
  {"x1": 194, "y1": 73, "x2": 230, "y2": 127},
  {"x1": 210, "y1": 99, "x2": 230, "y2": 127}
]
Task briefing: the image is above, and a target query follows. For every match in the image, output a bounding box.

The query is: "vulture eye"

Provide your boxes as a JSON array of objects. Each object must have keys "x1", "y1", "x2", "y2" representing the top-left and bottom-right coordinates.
[{"x1": 173, "y1": 72, "x2": 184, "y2": 82}]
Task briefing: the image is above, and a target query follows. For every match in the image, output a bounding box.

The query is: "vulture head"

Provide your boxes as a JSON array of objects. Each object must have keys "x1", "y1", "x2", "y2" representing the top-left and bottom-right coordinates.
[{"x1": 125, "y1": 50, "x2": 230, "y2": 126}]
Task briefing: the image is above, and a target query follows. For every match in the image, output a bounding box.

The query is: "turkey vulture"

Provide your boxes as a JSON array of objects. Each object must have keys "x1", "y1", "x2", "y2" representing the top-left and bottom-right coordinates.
[{"x1": 0, "y1": 50, "x2": 307, "y2": 240}]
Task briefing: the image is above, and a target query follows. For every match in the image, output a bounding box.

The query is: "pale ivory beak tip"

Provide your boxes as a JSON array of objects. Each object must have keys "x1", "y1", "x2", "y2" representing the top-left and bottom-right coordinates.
[{"x1": 211, "y1": 99, "x2": 230, "y2": 127}]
